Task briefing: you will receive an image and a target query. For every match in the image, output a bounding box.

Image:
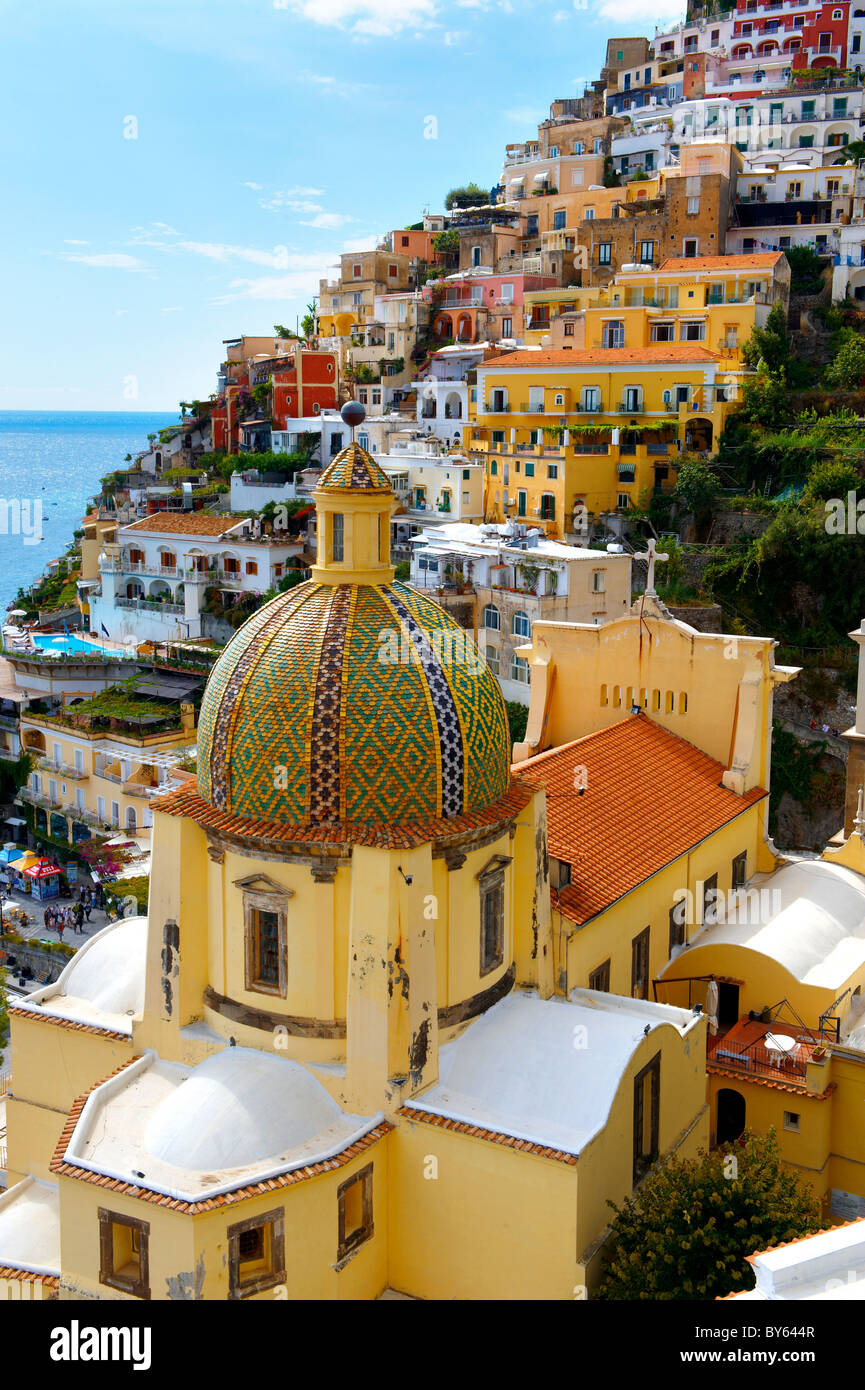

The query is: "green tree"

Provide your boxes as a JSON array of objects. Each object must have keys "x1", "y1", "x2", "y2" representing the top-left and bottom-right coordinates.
[
  {"x1": 300, "y1": 302, "x2": 317, "y2": 340},
  {"x1": 444, "y1": 182, "x2": 488, "y2": 211},
  {"x1": 274, "y1": 324, "x2": 297, "y2": 339},
  {"x1": 504, "y1": 700, "x2": 529, "y2": 747},
  {"x1": 394, "y1": 560, "x2": 411, "y2": 581},
  {"x1": 824, "y1": 330, "x2": 865, "y2": 389},
  {"x1": 784, "y1": 244, "x2": 825, "y2": 293},
  {"x1": 597, "y1": 1129, "x2": 821, "y2": 1300},
  {"x1": 741, "y1": 303, "x2": 792, "y2": 377},
  {"x1": 673, "y1": 455, "x2": 719, "y2": 529},
  {"x1": 738, "y1": 371, "x2": 789, "y2": 429},
  {"x1": 803, "y1": 456, "x2": 862, "y2": 503},
  {"x1": 432, "y1": 229, "x2": 460, "y2": 255}
]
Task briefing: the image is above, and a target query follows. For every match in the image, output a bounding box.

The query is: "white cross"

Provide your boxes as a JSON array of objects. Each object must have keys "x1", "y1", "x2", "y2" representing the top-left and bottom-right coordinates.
[{"x1": 634, "y1": 537, "x2": 669, "y2": 596}]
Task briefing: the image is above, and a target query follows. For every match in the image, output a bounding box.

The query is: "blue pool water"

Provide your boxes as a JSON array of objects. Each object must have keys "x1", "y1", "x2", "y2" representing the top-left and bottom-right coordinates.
[{"x1": 29, "y1": 633, "x2": 114, "y2": 655}]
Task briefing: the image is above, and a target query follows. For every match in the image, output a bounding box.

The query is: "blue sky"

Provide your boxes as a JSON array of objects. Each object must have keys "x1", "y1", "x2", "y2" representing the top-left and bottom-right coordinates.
[{"x1": 0, "y1": 0, "x2": 684, "y2": 412}]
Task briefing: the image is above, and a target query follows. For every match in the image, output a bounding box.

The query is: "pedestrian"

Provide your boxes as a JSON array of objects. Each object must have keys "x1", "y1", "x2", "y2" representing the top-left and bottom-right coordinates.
[
  {"x1": 94, "y1": 881, "x2": 103, "y2": 910},
  {"x1": 56, "y1": 913, "x2": 64, "y2": 943},
  {"x1": 74, "y1": 900, "x2": 84, "y2": 934},
  {"x1": 83, "y1": 889, "x2": 92, "y2": 923},
  {"x1": 43, "y1": 904, "x2": 53, "y2": 933}
]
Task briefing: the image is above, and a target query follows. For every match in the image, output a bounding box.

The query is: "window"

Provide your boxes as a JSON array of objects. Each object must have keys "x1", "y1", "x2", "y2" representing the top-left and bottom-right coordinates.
[
  {"x1": 598, "y1": 242, "x2": 612, "y2": 265},
  {"x1": 479, "y1": 860, "x2": 507, "y2": 975},
  {"x1": 564, "y1": 321, "x2": 575, "y2": 337},
  {"x1": 702, "y1": 873, "x2": 719, "y2": 926},
  {"x1": 332, "y1": 513, "x2": 344, "y2": 563},
  {"x1": 553, "y1": 209, "x2": 566, "y2": 230},
  {"x1": 594, "y1": 138, "x2": 603, "y2": 153},
  {"x1": 99, "y1": 1210, "x2": 150, "y2": 1299},
  {"x1": 732, "y1": 852, "x2": 747, "y2": 890},
  {"x1": 547, "y1": 464, "x2": 558, "y2": 480},
  {"x1": 337, "y1": 1165, "x2": 374, "y2": 1262},
  {"x1": 687, "y1": 196, "x2": 699, "y2": 215},
  {"x1": 590, "y1": 959, "x2": 611, "y2": 993},
  {"x1": 603, "y1": 320, "x2": 625, "y2": 348},
  {"x1": 651, "y1": 322, "x2": 675, "y2": 343},
  {"x1": 617, "y1": 492, "x2": 630, "y2": 509},
  {"x1": 639, "y1": 240, "x2": 654, "y2": 264},
  {"x1": 633, "y1": 1054, "x2": 660, "y2": 1185},
  {"x1": 228, "y1": 1210, "x2": 285, "y2": 1299},
  {"x1": 483, "y1": 604, "x2": 500, "y2": 631},
  {"x1": 353, "y1": 263, "x2": 362, "y2": 277},
  {"x1": 681, "y1": 320, "x2": 706, "y2": 341},
  {"x1": 783, "y1": 1111, "x2": 801, "y2": 1133},
  {"x1": 517, "y1": 489, "x2": 527, "y2": 517},
  {"x1": 592, "y1": 569, "x2": 604, "y2": 593},
  {"x1": 631, "y1": 926, "x2": 650, "y2": 999},
  {"x1": 624, "y1": 386, "x2": 642, "y2": 411},
  {"x1": 485, "y1": 644, "x2": 500, "y2": 676},
  {"x1": 524, "y1": 460, "x2": 535, "y2": 477},
  {"x1": 683, "y1": 238, "x2": 698, "y2": 257},
  {"x1": 512, "y1": 610, "x2": 531, "y2": 638},
  {"x1": 490, "y1": 459, "x2": 498, "y2": 476},
  {"x1": 388, "y1": 263, "x2": 398, "y2": 278},
  {"x1": 540, "y1": 493, "x2": 555, "y2": 520},
  {"x1": 245, "y1": 560, "x2": 258, "y2": 575},
  {"x1": 581, "y1": 386, "x2": 601, "y2": 411},
  {"x1": 510, "y1": 654, "x2": 530, "y2": 684},
  {"x1": 669, "y1": 898, "x2": 687, "y2": 954}
]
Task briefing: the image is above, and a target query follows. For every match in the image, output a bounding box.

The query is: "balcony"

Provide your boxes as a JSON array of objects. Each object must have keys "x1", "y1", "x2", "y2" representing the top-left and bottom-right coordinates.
[
  {"x1": 36, "y1": 757, "x2": 87, "y2": 780},
  {"x1": 115, "y1": 598, "x2": 185, "y2": 616},
  {"x1": 707, "y1": 1016, "x2": 826, "y2": 1085},
  {"x1": 20, "y1": 786, "x2": 60, "y2": 811},
  {"x1": 121, "y1": 780, "x2": 166, "y2": 799},
  {"x1": 0, "y1": 714, "x2": 18, "y2": 731}
]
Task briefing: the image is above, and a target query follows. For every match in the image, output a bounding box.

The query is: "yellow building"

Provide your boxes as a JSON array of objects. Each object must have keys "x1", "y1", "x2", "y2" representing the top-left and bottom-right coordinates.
[
  {"x1": 18, "y1": 692, "x2": 195, "y2": 847},
  {"x1": 0, "y1": 424, "x2": 709, "y2": 1301},
  {"x1": 471, "y1": 344, "x2": 738, "y2": 532}
]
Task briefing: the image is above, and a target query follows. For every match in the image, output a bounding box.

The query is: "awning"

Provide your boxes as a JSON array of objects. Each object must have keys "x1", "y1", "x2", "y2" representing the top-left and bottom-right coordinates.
[
  {"x1": 93, "y1": 741, "x2": 195, "y2": 769},
  {"x1": 3, "y1": 817, "x2": 26, "y2": 827},
  {"x1": 24, "y1": 862, "x2": 60, "y2": 880},
  {"x1": 130, "y1": 674, "x2": 201, "y2": 701}
]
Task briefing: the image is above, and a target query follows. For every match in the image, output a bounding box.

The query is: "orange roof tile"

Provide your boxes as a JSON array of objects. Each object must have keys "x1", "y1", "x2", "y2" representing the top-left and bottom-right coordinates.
[
  {"x1": 396, "y1": 1107, "x2": 578, "y2": 1164},
  {"x1": 480, "y1": 345, "x2": 720, "y2": 370},
  {"x1": 708, "y1": 1064, "x2": 836, "y2": 1099},
  {"x1": 7, "y1": 1006, "x2": 134, "y2": 1043},
  {"x1": 515, "y1": 714, "x2": 766, "y2": 926},
  {"x1": 123, "y1": 514, "x2": 248, "y2": 537},
  {"x1": 152, "y1": 777, "x2": 533, "y2": 850},
  {"x1": 657, "y1": 253, "x2": 784, "y2": 273}
]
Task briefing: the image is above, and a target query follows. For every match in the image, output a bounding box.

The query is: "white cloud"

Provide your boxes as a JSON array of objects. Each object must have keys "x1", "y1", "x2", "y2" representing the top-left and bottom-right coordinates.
[
  {"x1": 300, "y1": 212, "x2": 353, "y2": 229},
  {"x1": 443, "y1": 28, "x2": 468, "y2": 43},
  {"x1": 279, "y1": 0, "x2": 437, "y2": 35},
  {"x1": 161, "y1": 306, "x2": 184, "y2": 312},
  {"x1": 341, "y1": 234, "x2": 380, "y2": 252},
  {"x1": 62, "y1": 238, "x2": 89, "y2": 245},
  {"x1": 63, "y1": 253, "x2": 148, "y2": 272},
  {"x1": 211, "y1": 264, "x2": 333, "y2": 306},
  {"x1": 129, "y1": 227, "x2": 304, "y2": 268},
  {"x1": 552, "y1": 8, "x2": 569, "y2": 20},
  {"x1": 243, "y1": 181, "x2": 262, "y2": 190}
]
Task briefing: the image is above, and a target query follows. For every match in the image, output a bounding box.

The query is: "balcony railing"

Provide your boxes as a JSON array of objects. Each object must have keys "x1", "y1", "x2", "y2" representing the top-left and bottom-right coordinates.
[
  {"x1": 36, "y1": 758, "x2": 87, "y2": 780},
  {"x1": 115, "y1": 598, "x2": 185, "y2": 615}
]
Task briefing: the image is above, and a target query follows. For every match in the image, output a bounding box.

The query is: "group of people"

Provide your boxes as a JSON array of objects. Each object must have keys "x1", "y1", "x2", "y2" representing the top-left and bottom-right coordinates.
[{"x1": 43, "y1": 884, "x2": 100, "y2": 940}]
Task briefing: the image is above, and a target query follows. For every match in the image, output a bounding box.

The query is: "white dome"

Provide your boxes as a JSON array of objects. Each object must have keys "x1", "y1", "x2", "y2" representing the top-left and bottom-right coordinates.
[
  {"x1": 144, "y1": 1048, "x2": 348, "y2": 1171},
  {"x1": 57, "y1": 916, "x2": 147, "y2": 1017}
]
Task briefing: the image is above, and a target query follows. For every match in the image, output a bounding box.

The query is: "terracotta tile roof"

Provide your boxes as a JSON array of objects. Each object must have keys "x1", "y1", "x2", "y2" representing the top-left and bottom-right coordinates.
[
  {"x1": 123, "y1": 514, "x2": 248, "y2": 538},
  {"x1": 7, "y1": 1005, "x2": 134, "y2": 1043},
  {"x1": 152, "y1": 776, "x2": 533, "y2": 851},
  {"x1": 515, "y1": 714, "x2": 766, "y2": 927},
  {"x1": 744, "y1": 1219, "x2": 863, "y2": 1266},
  {"x1": 0, "y1": 1267, "x2": 59, "y2": 1287},
  {"x1": 708, "y1": 1064, "x2": 836, "y2": 1099},
  {"x1": 479, "y1": 345, "x2": 720, "y2": 369},
  {"x1": 658, "y1": 253, "x2": 784, "y2": 273},
  {"x1": 396, "y1": 1107, "x2": 578, "y2": 1164},
  {"x1": 50, "y1": 1062, "x2": 393, "y2": 1211}
]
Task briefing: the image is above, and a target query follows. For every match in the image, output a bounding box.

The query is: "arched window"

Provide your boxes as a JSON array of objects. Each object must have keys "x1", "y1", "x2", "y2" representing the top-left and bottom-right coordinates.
[
  {"x1": 510, "y1": 655, "x2": 530, "y2": 684},
  {"x1": 485, "y1": 645, "x2": 500, "y2": 676},
  {"x1": 554, "y1": 393, "x2": 565, "y2": 406},
  {"x1": 483, "y1": 604, "x2": 500, "y2": 630},
  {"x1": 512, "y1": 610, "x2": 531, "y2": 638}
]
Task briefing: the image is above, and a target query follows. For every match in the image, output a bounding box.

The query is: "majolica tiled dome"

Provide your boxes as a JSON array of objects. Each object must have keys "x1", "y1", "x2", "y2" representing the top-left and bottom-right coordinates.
[{"x1": 196, "y1": 579, "x2": 511, "y2": 828}]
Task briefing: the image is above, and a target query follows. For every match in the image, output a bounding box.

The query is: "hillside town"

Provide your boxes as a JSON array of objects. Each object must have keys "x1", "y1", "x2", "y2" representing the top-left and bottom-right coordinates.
[{"x1": 4, "y1": 0, "x2": 865, "y2": 1304}]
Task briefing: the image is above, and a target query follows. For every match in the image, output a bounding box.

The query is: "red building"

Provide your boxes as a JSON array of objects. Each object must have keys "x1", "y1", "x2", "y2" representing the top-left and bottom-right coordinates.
[{"x1": 211, "y1": 348, "x2": 339, "y2": 453}]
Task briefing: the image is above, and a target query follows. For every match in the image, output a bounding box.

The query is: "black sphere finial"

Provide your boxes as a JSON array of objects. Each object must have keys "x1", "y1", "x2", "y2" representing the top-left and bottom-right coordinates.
[{"x1": 341, "y1": 400, "x2": 366, "y2": 440}]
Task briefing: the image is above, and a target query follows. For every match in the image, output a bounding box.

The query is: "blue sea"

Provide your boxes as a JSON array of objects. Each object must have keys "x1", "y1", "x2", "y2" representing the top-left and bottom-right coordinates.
[{"x1": 0, "y1": 412, "x2": 177, "y2": 616}]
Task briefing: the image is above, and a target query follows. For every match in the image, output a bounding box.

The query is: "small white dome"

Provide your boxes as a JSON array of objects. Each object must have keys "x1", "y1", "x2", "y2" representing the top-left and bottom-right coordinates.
[
  {"x1": 54, "y1": 916, "x2": 147, "y2": 1017},
  {"x1": 144, "y1": 1048, "x2": 348, "y2": 1171}
]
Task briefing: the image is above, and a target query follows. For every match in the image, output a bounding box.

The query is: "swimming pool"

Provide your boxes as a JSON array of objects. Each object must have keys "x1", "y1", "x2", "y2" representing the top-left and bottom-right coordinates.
[{"x1": 30, "y1": 633, "x2": 117, "y2": 656}]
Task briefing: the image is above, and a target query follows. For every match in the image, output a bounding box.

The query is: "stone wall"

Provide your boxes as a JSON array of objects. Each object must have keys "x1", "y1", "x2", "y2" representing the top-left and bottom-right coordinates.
[{"x1": 666, "y1": 604, "x2": 724, "y2": 633}]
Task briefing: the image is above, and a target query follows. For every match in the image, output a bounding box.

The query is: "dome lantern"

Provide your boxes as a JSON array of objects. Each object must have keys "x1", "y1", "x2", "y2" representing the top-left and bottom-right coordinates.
[{"x1": 311, "y1": 405, "x2": 395, "y2": 587}]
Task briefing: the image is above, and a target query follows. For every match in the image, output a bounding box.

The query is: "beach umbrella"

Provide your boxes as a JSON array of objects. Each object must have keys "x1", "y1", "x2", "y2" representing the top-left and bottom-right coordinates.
[{"x1": 7, "y1": 609, "x2": 26, "y2": 617}]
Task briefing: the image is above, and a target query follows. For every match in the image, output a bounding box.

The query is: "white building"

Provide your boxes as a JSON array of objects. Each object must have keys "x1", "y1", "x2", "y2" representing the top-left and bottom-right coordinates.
[
  {"x1": 88, "y1": 514, "x2": 304, "y2": 644},
  {"x1": 270, "y1": 410, "x2": 349, "y2": 463},
  {"x1": 382, "y1": 448, "x2": 485, "y2": 551},
  {"x1": 413, "y1": 344, "x2": 490, "y2": 444},
  {"x1": 729, "y1": 1219, "x2": 865, "y2": 1300},
  {"x1": 408, "y1": 520, "x2": 631, "y2": 704}
]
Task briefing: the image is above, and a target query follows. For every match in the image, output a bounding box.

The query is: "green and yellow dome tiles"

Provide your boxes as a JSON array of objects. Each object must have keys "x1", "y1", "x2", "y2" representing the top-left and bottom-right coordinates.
[
  {"x1": 316, "y1": 442, "x2": 392, "y2": 493},
  {"x1": 196, "y1": 579, "x2": 512, "y2": 828}
]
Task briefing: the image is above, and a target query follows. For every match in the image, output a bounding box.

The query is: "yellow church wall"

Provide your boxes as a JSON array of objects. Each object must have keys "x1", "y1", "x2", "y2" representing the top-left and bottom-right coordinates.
[
  {"x1": 5, "y1": 1015, "x2": 133, "y2": 1184},
  {"x1": 388, "y1": 1118, "x2": 579, "y2": 1300},
  {"x1": 575, "y1": 1021, "x2": 710, "y2": 1284},
  {"x1": 562, "y1": 806, "x2": 765, "y2": 1002},
  {"x1": 57, "y1": 1143, "x2": 389, "y2": 1301},
  {"x1": 706, "y1": 1072, "x2": 832, "y2": 1204},
  {"x1": 516, "y1": 613, "x2": 785, "y2": 806}
]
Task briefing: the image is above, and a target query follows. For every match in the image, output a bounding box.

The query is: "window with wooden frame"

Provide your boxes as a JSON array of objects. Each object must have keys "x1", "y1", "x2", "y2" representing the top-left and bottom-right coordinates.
[
  {"x1": 731, "y1": 852, "x2": 747, "y2": 890},
  {"x1": 589, "y1": 958, "x2": 611, "y2": 993},
  {"x1": 669, "y1": 898, "x2": 687, "y2": 954},
  {"x1": 237, "y1": 874, "x2": 294, "y2": 998},
  {"x1": 227, "y1": 1209, "x2": 285, "y2": 1299},
  {"x1": 633, "y1": 1052, "x2": 660, "y2": 1186},
  {"x1": 478, "y1": 855, "x2": 510, "y2": 977},
  {"x1": 631, "y1": 926, "x2": 650, "y2": 1000},
  {"x1": 337, "y1": 1164, "x2": 374, "y2": 1262},
  {"x1": 702, "y1": 872, "x2": 719, "y2": 926},
  {"x1": 98, "y1": 1209, "x2": 150, "y2": 1299}
]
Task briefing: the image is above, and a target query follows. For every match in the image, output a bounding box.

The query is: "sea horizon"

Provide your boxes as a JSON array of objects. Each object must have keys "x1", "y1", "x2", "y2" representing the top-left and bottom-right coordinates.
[{"x1": 0, "y1": 410, "x2": 180, "y2": 618}]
